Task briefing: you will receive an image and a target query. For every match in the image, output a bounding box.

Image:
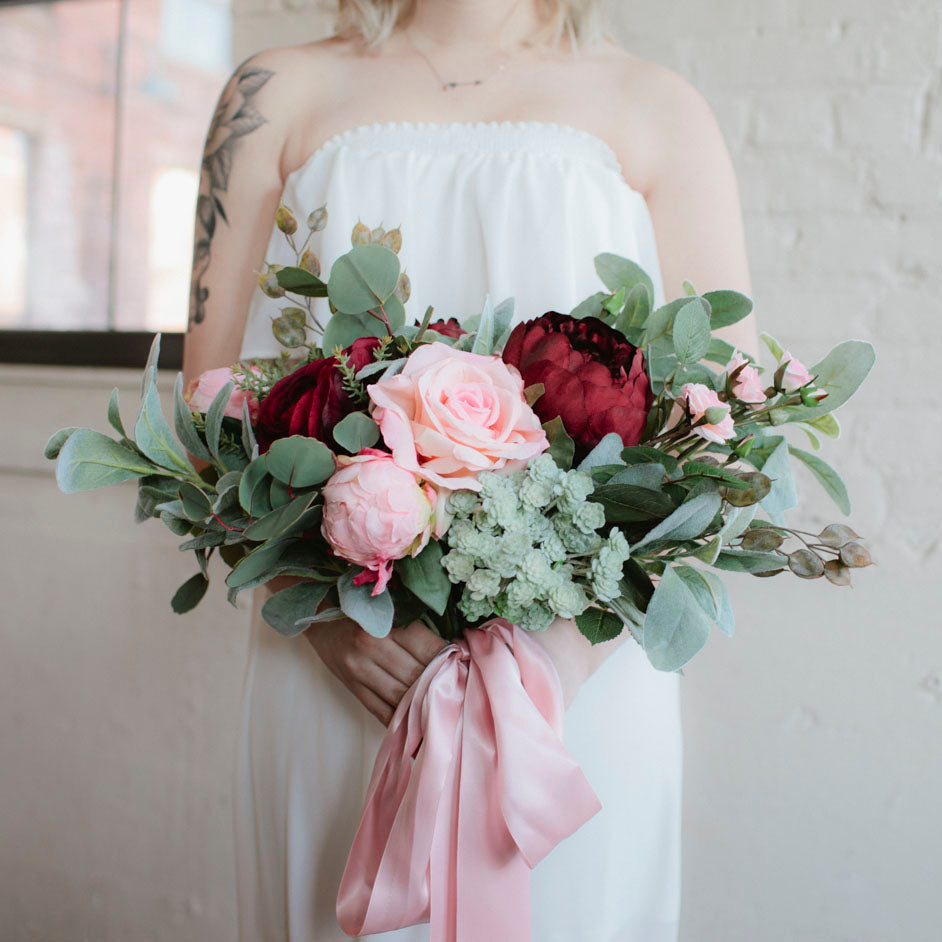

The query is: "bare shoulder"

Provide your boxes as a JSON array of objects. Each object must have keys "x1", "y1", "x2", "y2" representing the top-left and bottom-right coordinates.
[
  {"x1": 597, "y1": 47, "x2": 730, "y2": 195},
  {"x1": 213, "y1": 37, "x2": 357, "y2": 175}
]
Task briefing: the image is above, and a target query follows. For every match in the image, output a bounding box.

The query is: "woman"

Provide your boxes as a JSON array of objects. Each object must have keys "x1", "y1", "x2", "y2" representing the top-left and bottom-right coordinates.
[{"x1": 183, "y1": 1, "x2": 758, "y2": 939}]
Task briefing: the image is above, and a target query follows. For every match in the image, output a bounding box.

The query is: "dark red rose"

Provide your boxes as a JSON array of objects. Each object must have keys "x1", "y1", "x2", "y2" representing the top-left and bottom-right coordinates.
[
  {"x1": 502, "y1": 312, "x2": 652, "y2": 459},
  {"x1": 427, "y1": 317, "x2": 466, "y2": 339},
  {"x1": 255, "y1": 337, "x2": 381, "y2": 452}
]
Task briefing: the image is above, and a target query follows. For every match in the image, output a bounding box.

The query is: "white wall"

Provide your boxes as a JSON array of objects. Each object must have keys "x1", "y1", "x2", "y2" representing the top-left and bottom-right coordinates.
[{"x1": 2, "y1": 0, "x2": 940, "y2": 939}]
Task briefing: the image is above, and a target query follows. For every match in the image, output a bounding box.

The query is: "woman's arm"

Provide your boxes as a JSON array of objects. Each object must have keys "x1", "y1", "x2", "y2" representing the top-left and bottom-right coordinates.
[
  {"x1": 531, "y1": 67, "x2": 759, "y2": 706},
  {"x1": 182, "y1": 52, "x2": 290, "y2": 387},
  {"x1": 184, "y1": 50, "x2": 447, "y2": 725}
]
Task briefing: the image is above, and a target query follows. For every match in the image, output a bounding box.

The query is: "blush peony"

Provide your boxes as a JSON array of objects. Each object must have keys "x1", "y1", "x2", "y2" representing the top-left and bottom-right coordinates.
[
  {"x1": 321, "y1": 449, "x2": 443, "y2": 596},
  {"x1": 368, "y1": 343, "x2": 548, "y2": 491},
  {"x1": 501, "y1": 312, "x2": 652, "y2": 462}
]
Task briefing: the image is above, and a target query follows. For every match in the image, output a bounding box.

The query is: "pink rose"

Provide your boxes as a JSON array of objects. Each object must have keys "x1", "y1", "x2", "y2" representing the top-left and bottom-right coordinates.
[
  {"x1": 780, "y1": 351, "x2": 813, "y2": 392},
  {"x1": 727, "y1": 351, "x2": 766, "y2": 406},
  {"x1": 186, "y1": 367, "x2": 259, "y2": 421},
  {"x1": 368, "y1": 343, "x2": 548, "y2": 491},
  {"x1": 682, "y1": 383, "x2": 735, "y2": 445},
  {"x1": 321, "y1": 449, "x2": 443, "y2": 596}
]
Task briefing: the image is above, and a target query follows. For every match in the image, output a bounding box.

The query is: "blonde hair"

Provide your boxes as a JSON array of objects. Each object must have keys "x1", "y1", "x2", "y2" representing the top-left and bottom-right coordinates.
[{"x1": 335, "y1": 0, "x2": 609, "y2": 52}]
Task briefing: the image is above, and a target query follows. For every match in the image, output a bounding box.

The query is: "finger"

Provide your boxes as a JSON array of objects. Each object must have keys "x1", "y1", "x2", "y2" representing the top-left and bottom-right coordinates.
[
  {"x1": 352, "y1": 657, "x2": 411, "y2": 709},
  {"x1": 371, "y1": 639, "x2": 427, "y2": 688},
  {"x1": 392, "y1": 621, "x2": 449, "y2": 665},
  {"x1": 349, "y1": 682, "x2": 394, "y2": 726}
]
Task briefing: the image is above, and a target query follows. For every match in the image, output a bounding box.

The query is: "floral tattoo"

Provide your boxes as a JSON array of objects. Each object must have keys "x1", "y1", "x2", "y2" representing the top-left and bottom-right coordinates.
[{"x1": 189, "y1": 63, "x2": 274, "y2": 328}]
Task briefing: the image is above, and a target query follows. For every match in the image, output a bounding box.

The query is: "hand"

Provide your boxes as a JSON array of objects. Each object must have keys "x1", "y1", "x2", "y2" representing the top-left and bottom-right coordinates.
[{"x1": 305, "y1": 617, "x2": 449, "y2": 725}]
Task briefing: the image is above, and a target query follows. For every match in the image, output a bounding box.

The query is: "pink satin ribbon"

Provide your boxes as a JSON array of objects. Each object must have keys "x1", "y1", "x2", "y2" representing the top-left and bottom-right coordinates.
[{"x1": 336, "y1": 618, "x2": 602, "y2": 941}]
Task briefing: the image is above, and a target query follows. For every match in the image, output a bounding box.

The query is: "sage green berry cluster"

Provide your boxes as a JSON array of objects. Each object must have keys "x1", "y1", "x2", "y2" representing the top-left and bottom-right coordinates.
[{"x1": 440, "y1": 453, "x2": 630, "y2": 631}]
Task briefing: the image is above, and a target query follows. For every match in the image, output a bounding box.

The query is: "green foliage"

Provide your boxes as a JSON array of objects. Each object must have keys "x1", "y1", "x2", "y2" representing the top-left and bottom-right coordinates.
[
  {"x1": 672, "y1": 300, "x2": 712, "y2": 365},
  {"x1": 264, "y1": 436, "x2": 334, "y2": 487},
  {"x1": 135, "y1": 381, "x2": 195, "y2": 475},
  {"x1": 631, "y1": 492, "x2": 722, "y2": 551},
  {"x1": 327, "y1": 244, "x2": 400, "y2": 315},
  {"x1": 332, "y1": 412, "x2": 379, "y2": 453},
  {"x1": 337, "y1": 569, "x2": 394, "y2": 637},
  {"x1": 788, "y1": 445, "x2": 851, "y2": 515},
  {"x1": 542, "y1": 416, "x2": 575, "y2": 470},
  {"x1": 171, "y1": 573, "x2": 209, "y2": 614},
  {"x1": 238, "y1": 457, "x2": 273, "y2": 517},
  {"x1": 44, "y1": 427, "x2": 78, "y2": 460},
  {"x1": 261, "y1": 581, "x2": 330, "y2": 637},
  {"x1": 641, "y1": 566, "x2": 712, "y2": 671},
  {"x1": 274, "y1": 266, "x2": 327, "y2": 297},
  {"x1": 703, "y1": 290, "x2": 753, "y2": 330},
  {"x1": 396, "y1": 542, "x2": 451, "y2": 616},
  {"x1": 575, "y1": 608, "x2": 624, "y2": 644},
  {"x1": 56, "y1": 429, "x2": 159, "y2": 493},
  {"x1": 594, "y1": 253, "x2": 655, "y2": 298}
]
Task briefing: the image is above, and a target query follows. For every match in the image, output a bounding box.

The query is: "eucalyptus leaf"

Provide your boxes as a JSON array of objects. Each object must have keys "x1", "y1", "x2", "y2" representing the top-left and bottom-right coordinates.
[
  {"x1": 641, "y1": 566, "x2": 712, "y2": 672},
  {"x1": 56, "y1": 429, "x2": 159, "y2": 493},
  {"x1": 570, "y1": 291, "x2": 608, "y2": 320},
  {"x1": 322, "y1": 311, "x2": 385, "y2": 351},
  {"x1": 327, "y1": 244, "x2": 400, "y2": 315},
  {"x1": 238, "y1": 456, "x2": 273, "y2": 516},
  {"x1": 265, "y1": 436, "x2": 335, "y2": 487},
  {"x1": 178, "y1": 483, "x2": 213, "y2": 521},
  {"x1": 243, "y1": 494, "x2": 313, "y2": 541},
  {"x1": 396, "y1": 542, "x2": 451, "y2": 616},
  {"x1": 337, "y1": 569, "x2": 394, "y2": 637},
  {"x1": 333, "y1": 412, "x2": 380, "y2": 453},
  {"x1": 241, "y1": 396, "x2": 257, "y2": 458},
  {"x1": 593, "y1": 481, "x2": 676, "y2": 523},
  {"x1": 621, "y1": 446, "x2": 679, "y2": 475},
  {"x1": 261, "y1": 581, "x2": 331, "y2": 637},
  {"x1": 226, "y1": 539, "x2": 296, "y2": 589},
  {"x1": 705, "y1": 338, "x2": 737, "y2": 367},
  {"x1": 171, "y1": 573, "x2": 209, "y2": 614}
]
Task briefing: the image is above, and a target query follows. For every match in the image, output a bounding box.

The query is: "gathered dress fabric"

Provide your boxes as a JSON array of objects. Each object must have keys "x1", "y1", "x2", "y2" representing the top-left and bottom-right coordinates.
[{"x1": 234, "y1": 121, "x2": 682, "y2": 942}]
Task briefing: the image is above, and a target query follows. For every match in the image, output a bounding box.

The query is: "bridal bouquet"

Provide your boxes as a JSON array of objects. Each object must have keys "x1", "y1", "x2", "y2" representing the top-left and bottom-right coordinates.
[
  {"x1": 47, "y1": 203, "x2": 875, "y2": 939},
  {"x1": 47, "y1": 203, "x2": 875, "y2": 673}
]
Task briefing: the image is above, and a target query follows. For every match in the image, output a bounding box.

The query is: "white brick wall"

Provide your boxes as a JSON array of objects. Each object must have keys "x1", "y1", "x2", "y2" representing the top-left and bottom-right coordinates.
[{"x1": 227, "y1": 1, "x2": 942, "y2": 938}]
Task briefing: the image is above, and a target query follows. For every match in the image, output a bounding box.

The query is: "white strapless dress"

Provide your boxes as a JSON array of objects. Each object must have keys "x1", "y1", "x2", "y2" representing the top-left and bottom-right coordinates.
[{"x1": 234, "y1": 121, "x2": 682, "y2": 942}]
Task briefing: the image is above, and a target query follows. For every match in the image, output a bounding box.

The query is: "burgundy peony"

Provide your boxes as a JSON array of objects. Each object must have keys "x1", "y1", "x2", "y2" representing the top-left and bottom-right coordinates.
[
  {"x1": 427, "y1": 317, "x2": 466, "y2": 339},
  {"x1": 501, "y1": 312, "x2": 652, "y2": 459},
  {"x1": 254, "y1": 336, "x2": 380, "y2": 452}
]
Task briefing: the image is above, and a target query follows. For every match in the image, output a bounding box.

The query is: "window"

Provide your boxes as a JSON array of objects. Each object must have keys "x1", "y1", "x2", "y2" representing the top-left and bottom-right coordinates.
[{"x1": 0, "y1": 0, "x2": 233, "y2": 366}]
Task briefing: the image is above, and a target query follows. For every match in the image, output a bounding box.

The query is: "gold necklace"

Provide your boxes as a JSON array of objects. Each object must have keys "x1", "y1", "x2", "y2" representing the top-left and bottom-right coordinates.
[{"x1": 405, "y1": 29, "x2": 509, "y2": 91}]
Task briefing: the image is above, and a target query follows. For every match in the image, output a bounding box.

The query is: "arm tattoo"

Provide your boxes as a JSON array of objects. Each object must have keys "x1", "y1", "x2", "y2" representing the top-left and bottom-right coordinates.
[{"x1": 189, "y1": 64, "x2": 275, "y2": 328}]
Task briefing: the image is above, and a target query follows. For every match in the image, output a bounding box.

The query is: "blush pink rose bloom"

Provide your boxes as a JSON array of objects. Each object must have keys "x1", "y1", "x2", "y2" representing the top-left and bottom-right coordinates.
[
  {"x1": 321, "y1": 449, "x2": 445, "y2": 596},
  {"x1": 727, "y1": 351, "x2": 766, "y2": 406},
  {"x1": 682, "y1": 382, "x2": 736, "y2": 445},
  {"x1": 185, "y1": 367, "x2": 259, "y2": 420},
  {"x1": 780, "y1": 351, "x2": 813, "y2": 392},
  {"x1": 368, "y1": 343, "x2": 549, "y2": 491}
]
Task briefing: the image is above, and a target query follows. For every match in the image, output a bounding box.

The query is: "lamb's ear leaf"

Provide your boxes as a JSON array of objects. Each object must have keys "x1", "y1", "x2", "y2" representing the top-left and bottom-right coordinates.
[
  {"x1": 640, "y1": 566, "x2": 711, "y2": 672},
  {"x1": 337, "y1": 569, "x2": 394, "y2": 638},
  {"x1": 56, "y1": 429, "x2": 159, "y2": 493},
  {"x1": 173, "y1": 373, "x2": 212, "y2": 462},
  {"x1": 261, "y1": 581, "x2": 331, "y2": 637}
]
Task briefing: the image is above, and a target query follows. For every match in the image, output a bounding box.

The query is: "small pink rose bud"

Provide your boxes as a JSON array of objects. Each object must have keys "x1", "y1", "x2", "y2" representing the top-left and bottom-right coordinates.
[
  {"x1": 727, "y1": 351, "x2": 766, "y2": 406},
  {"x1": 185, "y1": 366, "x2": 259, "y2": 420},
  {"x1": 682, "y1": 383, "x2": 735, "y2": 445},
  {"x1": 781, "y1": 351, "x2": 813, "y2": 391}
]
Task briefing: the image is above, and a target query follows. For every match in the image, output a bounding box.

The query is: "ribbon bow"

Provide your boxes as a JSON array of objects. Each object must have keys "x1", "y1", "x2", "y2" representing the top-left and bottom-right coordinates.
[{"x1": 336, "y1": 618, "x2": 602, "y2": 941}]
